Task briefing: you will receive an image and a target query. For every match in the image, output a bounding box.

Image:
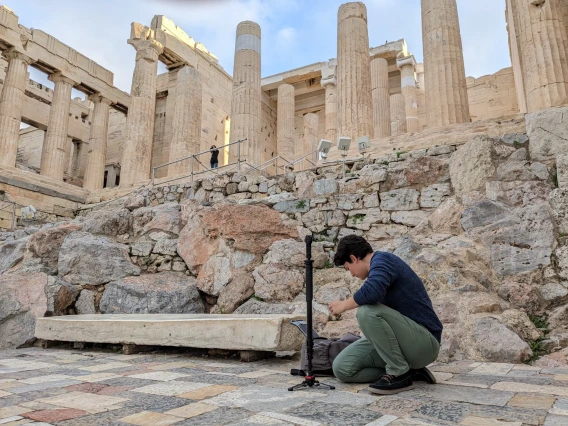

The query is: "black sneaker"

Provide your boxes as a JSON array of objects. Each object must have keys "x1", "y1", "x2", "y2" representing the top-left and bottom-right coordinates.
[
  {"x1": 369, "y1": 371, "x2": 414, "y2": 395},
  {"x1": 411, "y1": 367, "x2": 437, "y2": 384}
]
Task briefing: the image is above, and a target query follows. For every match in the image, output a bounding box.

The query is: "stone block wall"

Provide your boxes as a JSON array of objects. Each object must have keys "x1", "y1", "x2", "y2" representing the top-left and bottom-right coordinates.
[
  {"x1": 2, "y1": 106, "x2": 568, "y2": 366},
  {"x1": 467, "y1": 67, "x2": 519, "y2": 122},
  {"x1": 17, "y1": 127, "x2": 44, "y2": 170}
]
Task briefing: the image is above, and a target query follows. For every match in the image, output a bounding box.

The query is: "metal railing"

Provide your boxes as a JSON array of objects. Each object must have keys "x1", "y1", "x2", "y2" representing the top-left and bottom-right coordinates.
[
  {"x1": 283, "y1": 149, "x2": 319, "y2": 172},
  {"x1": 242, "y1": 155, "x2": 293, "y2": 177},
  {"x1": 151, "y1": 139, "x2": 327, "y2": 187},
  {"x1": 151, "y1": 138, "x2": 247, "y2": 185}
]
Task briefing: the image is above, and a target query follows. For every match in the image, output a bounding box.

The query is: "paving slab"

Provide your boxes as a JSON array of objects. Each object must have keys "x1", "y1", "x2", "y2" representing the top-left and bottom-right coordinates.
[
  {"x1": 0, "y1": 349, "x2": 567, "y2": 425},
  {"x1": 35, "y1": 314, "x2": 305, "y2": 351}
]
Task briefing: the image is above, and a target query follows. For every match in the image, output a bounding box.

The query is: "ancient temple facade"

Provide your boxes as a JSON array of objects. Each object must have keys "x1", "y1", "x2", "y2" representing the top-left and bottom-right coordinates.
[{"x1": 0, "y1": 0, "x2": 567, "y2": 225}]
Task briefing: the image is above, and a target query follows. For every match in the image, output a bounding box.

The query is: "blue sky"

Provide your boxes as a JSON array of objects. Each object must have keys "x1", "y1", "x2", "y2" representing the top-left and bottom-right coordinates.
[{"x1": 6, "y1": 0, "x2": 511, "y2": 94}]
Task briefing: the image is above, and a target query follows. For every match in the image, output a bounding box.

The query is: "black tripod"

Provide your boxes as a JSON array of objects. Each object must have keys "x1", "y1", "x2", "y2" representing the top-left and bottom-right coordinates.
[{"x1": 288, "y1": 235, "x2": 335, "y2": 391}]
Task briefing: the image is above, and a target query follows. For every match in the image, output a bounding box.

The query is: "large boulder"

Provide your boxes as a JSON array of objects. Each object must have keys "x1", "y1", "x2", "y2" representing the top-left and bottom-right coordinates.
[
  {"x1": 0, "y1": 237, "x2": 28, "y2": 274},
  {"x1": 0, "y1": 273, "x2": 49, "y2": 349},
  {"x1": 411, "y1": 246, "x2": 495, "y2": 293},
  {"x1": 526, "y1": 105, "x2": 568, "y2": 161},
  {"x1": 213, "y1": 274, "x2": 255, "y2": 314},
  {"x1": 427, "y1": 198, "x2": 464, "y2": 235},
  {"x1": 58, "y1": 231, "x2": 141, "y2": 285},
  {"x1": 449, "y1": 135, "x2": 497, "y2": 197},
  {"x1": 177, "y1": 203, "x2": 298, "y2": 276},
  {"x1": 382, "y1": 156, "x2": 448, "y2": 191},
  {"x1": 550, "y1": 189, "x2": 568, "y2": 234},
  {"x1": 263, "y1": 239, "x2": 327, "y2": 269},
  {"x1": 81, "y1": 208, "x2": 133, "y2": 236},
  {"x1": 45, "y1": 278, "x2": 80, "y2": 316},
  {"x1": 20, "y1": 224, "x2": 81, "y2": 275},
  {"x1": 253, "y1": 264, "x2": 304, "y2": 302},
  {"x1": 141, "y1": 203, "x2": 182, "y2": 240},
  {"x1": 462, "y1": 202, "x2": 555, "y2": 275},
  {"x1": 100, "y1": 272, "x2": 204, "y2": 314},
  {"x1": 474, "y1": 317, "x2": 532, "y2": 363}
]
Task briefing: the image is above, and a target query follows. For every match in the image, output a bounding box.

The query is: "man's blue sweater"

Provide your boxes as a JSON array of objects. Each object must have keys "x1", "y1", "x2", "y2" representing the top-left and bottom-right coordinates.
[{"x1": 353, "y1": 251, "x2": 443, "y2": 343}]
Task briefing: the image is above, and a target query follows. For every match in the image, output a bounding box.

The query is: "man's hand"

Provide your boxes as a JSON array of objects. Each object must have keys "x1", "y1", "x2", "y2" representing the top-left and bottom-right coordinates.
[
  {"x1": 328, "y1": 297, "x2": 360, "y2": 316},
  {"x1": 328, "y1": 300, "x2": 346, "y2": 316}
]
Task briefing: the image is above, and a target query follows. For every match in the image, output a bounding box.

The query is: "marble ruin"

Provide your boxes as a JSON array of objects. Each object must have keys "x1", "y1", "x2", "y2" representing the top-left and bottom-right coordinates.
[
  {"x1": 1, "y1": 0, "x2": 562, "y2": 218},
  {"x1": 2, "y1": 0, "x2": 568, "y2": 372}
]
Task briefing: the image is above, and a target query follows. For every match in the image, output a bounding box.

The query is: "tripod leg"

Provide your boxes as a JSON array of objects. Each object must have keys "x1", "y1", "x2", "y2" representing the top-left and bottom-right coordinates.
[{"x1": 288, "y1": 382, "x2": 309, "y2": 391}]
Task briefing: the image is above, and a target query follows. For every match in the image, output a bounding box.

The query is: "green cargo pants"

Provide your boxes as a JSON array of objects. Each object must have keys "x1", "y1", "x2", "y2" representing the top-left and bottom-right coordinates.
[{"x1": 332, "y1": 303, "x2": 440, "y2": 383}]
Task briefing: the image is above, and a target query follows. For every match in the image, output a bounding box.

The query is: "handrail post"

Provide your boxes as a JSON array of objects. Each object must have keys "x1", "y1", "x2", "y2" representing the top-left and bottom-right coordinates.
[
  {"x1": 151, "y1": 167, "x2": 155, "y2": 186},
  {"x1": 237, "y1": 140, "x2": 241, "y2": 172},
  {"x1": 275, "y1": 157, "x2": 278, "y2": 177},
  {"x1": 190, "y1": 156, "x2": 194, "y2": 182}
]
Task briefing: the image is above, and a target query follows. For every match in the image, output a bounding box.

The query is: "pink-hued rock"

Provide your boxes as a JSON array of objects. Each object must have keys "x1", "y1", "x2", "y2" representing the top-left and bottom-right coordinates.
[
  {"x1": 0, "y1": 272, "x2": 49, "y2": 349},
  {"x1": 21, "y1": 224, "x2": 82, "y2": 275}
]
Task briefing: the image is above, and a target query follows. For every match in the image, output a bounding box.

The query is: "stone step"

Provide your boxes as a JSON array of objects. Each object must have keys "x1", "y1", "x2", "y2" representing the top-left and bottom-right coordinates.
[{"x1": 35, "y1": 314, "x2": 305, "y2": 352}]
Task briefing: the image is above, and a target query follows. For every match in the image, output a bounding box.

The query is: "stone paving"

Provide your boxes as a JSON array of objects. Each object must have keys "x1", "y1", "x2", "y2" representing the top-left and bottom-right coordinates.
[{"x1": 0, "y1": 348, "x2": 567, "y2": 425}]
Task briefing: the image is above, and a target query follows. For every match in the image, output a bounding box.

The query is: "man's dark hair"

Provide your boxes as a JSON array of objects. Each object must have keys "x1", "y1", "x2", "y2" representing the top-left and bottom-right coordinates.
[{"x1": 334, "y1": 235, "x2": 373, "y2": 266}]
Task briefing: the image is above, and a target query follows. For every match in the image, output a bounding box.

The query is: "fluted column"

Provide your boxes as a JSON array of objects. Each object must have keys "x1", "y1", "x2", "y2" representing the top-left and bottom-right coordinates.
[
  {"x1": 421, "y1": 0, "x2": 470, "y2": 127},
  {"x1": 230, "y1": 21, "x2": 262, "y2": 166},
  {"x1": 390, "y1": 94, "x2": 407, "y2": 136},
  {"x1": 509, "y1": 0, "x2": 568, "y2": 112},
  {"x1": 40, "y1": 73, "x2": 74, "y2": 180},
  {"x1": 321, "y1": 76, "x2": 338, "y2": 146},
  {"x1": 397, "y1": 54, "x2": 420, "y2": 133},
  {"x1": 83, "y1": 95, "x2": 112, "y2": 191},
  {"x1": 120, "y1": 39, "x2": 163, "y2": 187},
  {"x1": 277, "y1": 83, "x2": 295, "y2": 163},
  {"x1": 0, "y1": 49, "x2": 34, "y2": 168},
  {"x1": 302, "y1": 113, "x2": 319, "y2": 170},
  {"x1": 337, "y1": 2, "x2": 374, "y2": 142},
  {"x1": 371, "y1": 58, "x2": 391, "y2": 138},
  {"x1": 168, "y1": 66, "x2": 202, "y2": 177}
]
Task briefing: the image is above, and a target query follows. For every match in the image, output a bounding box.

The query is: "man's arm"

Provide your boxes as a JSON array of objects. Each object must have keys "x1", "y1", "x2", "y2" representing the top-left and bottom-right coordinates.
[{"x1": 329, "y1": 297, "x2": 359, "y2": 315}]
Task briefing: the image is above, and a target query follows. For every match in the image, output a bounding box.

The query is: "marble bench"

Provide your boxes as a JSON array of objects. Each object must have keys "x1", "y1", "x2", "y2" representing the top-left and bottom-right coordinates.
[{"x1": 35, "y1": 314, "x2": 305, "y2": 360}]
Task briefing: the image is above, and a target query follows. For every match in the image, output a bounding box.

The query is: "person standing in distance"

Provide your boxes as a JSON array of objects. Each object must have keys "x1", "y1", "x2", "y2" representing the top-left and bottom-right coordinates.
[
  {"x1": 328, "y1": 235, "x2": 442, "y2": 395},
  {"x1": 210, "y1": 145, "x2": 219, "y2": 169}
]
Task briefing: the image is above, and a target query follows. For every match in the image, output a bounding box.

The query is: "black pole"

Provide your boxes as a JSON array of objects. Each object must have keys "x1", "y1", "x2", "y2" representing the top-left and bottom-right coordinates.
[
  {"x1": 288, "y1": 235, "x2": 335, "y2": 391},
  {"x1": 305, "y1": 235, "x2": 314, "y2": 377}
]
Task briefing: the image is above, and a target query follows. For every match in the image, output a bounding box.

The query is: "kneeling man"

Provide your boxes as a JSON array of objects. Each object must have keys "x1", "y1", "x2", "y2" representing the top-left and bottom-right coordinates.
[{"x1": 329, "y1": 235, "x2": 442, "y2": 395}]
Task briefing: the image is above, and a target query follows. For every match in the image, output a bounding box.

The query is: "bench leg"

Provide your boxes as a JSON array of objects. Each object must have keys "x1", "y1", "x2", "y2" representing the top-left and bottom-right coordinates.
[
  {"x1": 122, "y1": 344, "x2": 154, "y2": 355},
  {"x1": 239, "y1": 350, "x2": 275, "y2": 362}
]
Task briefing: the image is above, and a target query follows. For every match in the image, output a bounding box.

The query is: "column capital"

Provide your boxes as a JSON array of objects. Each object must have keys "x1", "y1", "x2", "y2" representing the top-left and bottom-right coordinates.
[
  {"x1": 2, "y1": 47, "x2": 34, "y2": 65},
  {"x1": 321, "y1": 75, "x2": 337, "y2": 88},
  {"x1": 48, "y1": 72, "x2": 76, "y2": 86},
  {"x1": 129, "y1": 39, "x2": 164, "y2": 62},
  {"x1": 396, "y1": 53, "x2": 417, "y2": 70},
  {"x1": 88, "y1": 93, "x2": 113, "y2": 105}
]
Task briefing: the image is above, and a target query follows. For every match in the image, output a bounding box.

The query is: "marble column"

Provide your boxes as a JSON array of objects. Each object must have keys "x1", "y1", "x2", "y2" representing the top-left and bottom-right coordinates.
[
  {"x1": 390, "y1": 94, "x2": 407, "y2": 136},
  {"x1": 421, "y1": 0, "x2": 470, "y2": 127},
  {"x1": 337, "y1": 2, "x2": 374, "y2": 142},
  {"x1": 230, "y1": 21, "x2": 262, "y2": 166},
  {"x1": 168, "y1": 65, "x2": 202, "y2": 177},
  {"x1": 321, "y1": 76, "x2": 338, "y2": 147},
  {"x1": 370, "y1": 58, "x2": 391, "y2": 138},
  {"x1": 302, "y1": 113, "x2": 319, "y2": 170},
  {"x1": 0, "y1": 49, "x2": 34, "y2": 168},
  {"x1": 397, "y1": 54, "x2": 420, "y2": 133},
  {"x1": 40, "y1": 73, "x2": 74, "y2": 180},
  {"x1": 277, "y1": 83, "x2": 295, "y2": 163},
  {"x1": 509, "y1": 0, "x2": 568, "y2": 112},
  {"x1": 64, "y1": 136, "x2": 73, "y2": 177},
  {"x1": 83, "y1": 95, "x2": 112, "y2": 191},
  {"x1": 120, "y1": 39, "x2": 163, "y2": 187}
]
